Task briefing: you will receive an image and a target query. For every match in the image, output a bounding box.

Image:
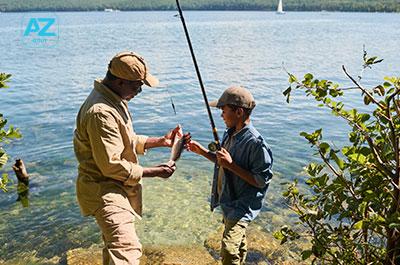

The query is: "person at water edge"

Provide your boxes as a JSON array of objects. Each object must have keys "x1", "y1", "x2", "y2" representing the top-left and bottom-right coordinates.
[
  {"x1": 186, "y1": 86, "x2": 273, "y2": 265},
  {"x1": 73, "y1": 51, "x2": 181, "y2": 265}
]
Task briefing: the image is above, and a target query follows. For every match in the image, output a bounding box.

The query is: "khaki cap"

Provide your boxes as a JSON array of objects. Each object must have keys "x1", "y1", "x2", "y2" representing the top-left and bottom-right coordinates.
[
  {"x1": 108, "y1": 51, "x2": 159, "y2": 87},
  {"x1": 209, "y1": 86, "x2": 256, "y2": 109}
]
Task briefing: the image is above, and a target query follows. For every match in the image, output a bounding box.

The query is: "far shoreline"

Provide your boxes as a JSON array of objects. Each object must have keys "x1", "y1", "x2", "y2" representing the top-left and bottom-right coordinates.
[{"x1": 1, "y1": 9, "x2": 399, "y2": 14}]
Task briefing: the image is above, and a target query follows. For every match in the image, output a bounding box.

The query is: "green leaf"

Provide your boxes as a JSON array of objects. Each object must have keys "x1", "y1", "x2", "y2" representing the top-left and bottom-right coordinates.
[
  {"x1": 283, "y1": 86, "x2": 292, "y2": 103},
  {"x1": 6, "y1": 127, "x2": 22, "y2": 139},
  {"x1": 330, "y1": 150, "x2": 345, "y2": 170},
  {"x1": 0, "y1": 116, "x2": 6, "y2": 130},
  {"x1": 301, "y1": 250, "x2": 313, "y2": 260},
  {"x1": 319, "y1": 142, "x2": 330, "y2": 155},
  {"x1": 348, "y1": 153, "x2": 367, "y2": 164},
  {"x1": 358, "y1": 202, "x2": 367, "y2": 214},
  {"x1": 0, "y1": 173, "x2": 9, "y2": 192},
  {"x1": 373, "y1": 85, "x2": 385, "y2": 96},
  {"x1": 273, "y1": 230, "x2": 284, "y2": 241},
  {"x1": 305, "y1": 163, "x2": 324, "y2": 177},
  {"x1": 366, "y1": 56, "x2": 377, "y2": 64},
  {"x1": 288, "y1": 73, "x2": 297, "y2": 83},
  {"x1": 383, "y1": 82, "x2": 392, "y2": 88},
  {"x1": 359, "y1": 113, "x2": 370, "y2": 123},
  {"x1": 304, "y1": 73, "x2": 313, "y2": 81},
  {"x1": 0, "y1": 151, "x2": 8, "y2": 167},
  {"x1": 384, "y1": 76, "x2": 397, "y2": 83},
  {"x1": 364, "y1": 95, "x2": 371, "y2": 105},
  {"x1": 388, "y1": 223, "x2": 400, "y2": 229},
  {"x1": 354, "y1": 220, "x2": 364, "y2": 230}
]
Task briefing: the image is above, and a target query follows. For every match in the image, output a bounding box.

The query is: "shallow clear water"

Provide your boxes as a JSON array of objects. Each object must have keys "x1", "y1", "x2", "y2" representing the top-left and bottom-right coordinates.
[{"x1": 0, "y1": 11, "x2": 399, "y2": 263}]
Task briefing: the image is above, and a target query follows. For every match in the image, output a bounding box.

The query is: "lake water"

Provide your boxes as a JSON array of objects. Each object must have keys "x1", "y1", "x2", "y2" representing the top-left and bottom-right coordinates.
[{"x1": 0, "y1": 11, "x2": 399, "y2": 264}]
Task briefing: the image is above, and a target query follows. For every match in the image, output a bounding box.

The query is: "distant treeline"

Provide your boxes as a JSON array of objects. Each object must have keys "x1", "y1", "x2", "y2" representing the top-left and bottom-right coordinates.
[{"x1": 0, "y1": 0, "x2": 399, "y2": 12}]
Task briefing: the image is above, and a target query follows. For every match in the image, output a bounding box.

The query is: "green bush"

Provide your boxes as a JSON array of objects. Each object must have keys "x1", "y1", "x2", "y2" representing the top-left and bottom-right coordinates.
[
  {"x1": 0, "y1": 73, "x2": 21, "y2": 192},
  {"x1": 275, "y1": 53, "x2": 400, "y2": 264}
]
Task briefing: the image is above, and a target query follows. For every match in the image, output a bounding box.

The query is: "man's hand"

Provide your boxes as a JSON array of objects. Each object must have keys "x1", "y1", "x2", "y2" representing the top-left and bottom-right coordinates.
[
  {"x1": 216, "y1": 148, "x2": 233, "y2": 169},
  {"x1": 156, "y1": 161, "x2": 176, "y2": 179},
  {"x1": 162, "y1": 125, "x2": 182, "y2": 147},
  {"x1": 143, "y1": 161, "x2": 176, "y2": 178}
]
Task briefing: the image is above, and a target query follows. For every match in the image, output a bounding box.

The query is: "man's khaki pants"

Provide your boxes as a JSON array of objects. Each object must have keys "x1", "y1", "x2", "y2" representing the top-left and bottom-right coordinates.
[
  {"x1": 221, "y1": 219, "x2": 249, "y2": 265},
  {"x1": 95, "y1": 205, "x2": 142, "y2": 265}
]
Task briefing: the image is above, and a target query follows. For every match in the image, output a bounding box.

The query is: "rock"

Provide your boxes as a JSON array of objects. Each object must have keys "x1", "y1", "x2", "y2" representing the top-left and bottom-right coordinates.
[
  {"x1": 141, "y1": 245, "x2": 217, "y2": 265},
  {"x1": 66, "y1": 245, "x2": 102, "y2": 265},
  {"x1": 204, "y1": 224, "x2": 308, "y2": 265},
  {"x1": 66, "y1": 244, "x2": 217, "y2": 265},
  {"x1": 12, "y1": 159, "x2": 29, "y2": 184},
  {"x1": 12, "y1": 158, "x2": 30, "y2": 207},
  {"x1": 66, "y1": 226, "x2": 309, "y2": 265}
]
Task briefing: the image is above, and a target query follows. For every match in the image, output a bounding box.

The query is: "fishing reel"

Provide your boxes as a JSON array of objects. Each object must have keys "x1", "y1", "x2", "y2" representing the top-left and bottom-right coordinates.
[{"x1": 208, "y1": 141, "x2": 218, "y2": 152}]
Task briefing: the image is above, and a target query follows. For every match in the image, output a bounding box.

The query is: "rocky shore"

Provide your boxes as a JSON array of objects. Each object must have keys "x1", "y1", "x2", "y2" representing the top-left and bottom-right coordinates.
[{"x1": 66, "y1": 225, "x2": 307, "y2": 265}]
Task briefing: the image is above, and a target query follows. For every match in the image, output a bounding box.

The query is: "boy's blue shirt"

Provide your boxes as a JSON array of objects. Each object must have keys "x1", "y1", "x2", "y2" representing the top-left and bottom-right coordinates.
[{"x1": 210, "y1": 122, "x2": 273, "y2": 222}]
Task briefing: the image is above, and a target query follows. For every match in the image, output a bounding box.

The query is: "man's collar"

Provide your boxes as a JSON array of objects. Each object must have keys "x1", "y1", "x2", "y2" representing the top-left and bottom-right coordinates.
[{"x1": 94, "y1": 79, "x2": 128, "y2": 105}]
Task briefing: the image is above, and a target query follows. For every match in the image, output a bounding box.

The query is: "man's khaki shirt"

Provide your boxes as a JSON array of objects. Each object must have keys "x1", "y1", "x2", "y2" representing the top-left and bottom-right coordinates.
[{"x1": 74, "y1": 80, "x2": 147, "y2": 219}]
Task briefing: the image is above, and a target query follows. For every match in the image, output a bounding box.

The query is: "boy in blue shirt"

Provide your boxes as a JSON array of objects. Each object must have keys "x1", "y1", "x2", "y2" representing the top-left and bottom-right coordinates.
[{"x1": 187, "y1": 86, "x2": 273, "y2": 265}]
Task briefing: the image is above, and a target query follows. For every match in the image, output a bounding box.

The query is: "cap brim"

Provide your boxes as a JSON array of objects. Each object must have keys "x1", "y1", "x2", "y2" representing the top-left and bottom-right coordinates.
[
  {"x1": 209, "y1": 100, "x2": 219, "y2": 108},
  {"x1": 143, "y1": 73, "x2": 159, "y2": 87}
]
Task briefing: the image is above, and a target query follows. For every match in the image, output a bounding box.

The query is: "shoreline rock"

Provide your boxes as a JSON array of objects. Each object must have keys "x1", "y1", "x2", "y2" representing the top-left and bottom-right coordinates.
[
  {"x1": 66, "y1": 244, "x2": 217, "y2": 265},
  {"x1": 66, "y1": 224, "x2": 307, "y2": 265}
]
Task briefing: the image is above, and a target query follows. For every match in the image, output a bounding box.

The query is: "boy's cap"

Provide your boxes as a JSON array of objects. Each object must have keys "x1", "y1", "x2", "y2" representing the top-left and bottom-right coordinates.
[
  {"x1": 209, "y1": 86, "x2": 256, "y2": 109},
  {"x1": 108, "y1": 51, "x2": 159, "y2": 87}
]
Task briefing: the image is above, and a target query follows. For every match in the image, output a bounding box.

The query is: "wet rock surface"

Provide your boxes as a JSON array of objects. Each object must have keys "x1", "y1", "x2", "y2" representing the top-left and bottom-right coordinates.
[
  {"x1": 204, "y1": 225, "x2": 306, "y2": 265},
  {"x1": 66, "y1": 224, "x2": 307, "y2": 265},
  {"x1": 66, "y1": 244, "x2": 217, "y2": 265}
]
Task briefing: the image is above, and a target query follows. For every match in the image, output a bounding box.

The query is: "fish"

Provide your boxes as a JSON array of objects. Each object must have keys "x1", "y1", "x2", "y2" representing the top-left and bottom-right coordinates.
[{"x1": 169, "y1": 125, "x2": 185, "y2": 162}]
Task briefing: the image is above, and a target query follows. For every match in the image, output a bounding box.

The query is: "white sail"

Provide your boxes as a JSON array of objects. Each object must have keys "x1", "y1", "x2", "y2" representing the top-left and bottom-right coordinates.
[{"x1": 277, "y1": 0, "x2": 285, "y2": 14}]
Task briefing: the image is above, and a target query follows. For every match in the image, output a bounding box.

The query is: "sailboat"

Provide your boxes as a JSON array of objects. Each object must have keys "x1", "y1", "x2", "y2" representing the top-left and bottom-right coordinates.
[{"x1": 276, "y1": 0, "x2": 285, "y2": 14}]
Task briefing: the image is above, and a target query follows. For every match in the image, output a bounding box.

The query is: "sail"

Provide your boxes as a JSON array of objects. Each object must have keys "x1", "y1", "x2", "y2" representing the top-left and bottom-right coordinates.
[{"x1": 277, "y1": 0, "x2": 285, "y2": 14}]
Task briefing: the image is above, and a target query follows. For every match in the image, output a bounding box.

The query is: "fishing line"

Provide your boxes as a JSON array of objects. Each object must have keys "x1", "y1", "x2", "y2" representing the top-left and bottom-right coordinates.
[
  {"x1": 166, "y1": 87, "x2": 177, "y2": 115},
  {"x1": 175, "y1": 0, "x2": 221, "y2": 151}
]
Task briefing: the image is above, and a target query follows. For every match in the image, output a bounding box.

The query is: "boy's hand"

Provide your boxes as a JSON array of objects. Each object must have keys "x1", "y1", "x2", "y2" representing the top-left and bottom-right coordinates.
[
  {"x1": 186, "y1": 138, "x2": 206, "y2": 155},
  {"x1": 216, "y1": 148, "x2": 233, "y2": 169}
]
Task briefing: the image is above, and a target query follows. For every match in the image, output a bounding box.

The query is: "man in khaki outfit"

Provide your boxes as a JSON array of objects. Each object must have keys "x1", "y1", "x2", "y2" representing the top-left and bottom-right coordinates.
[{"x1": 74, "y1": 51, "x2": 180, "y2": 265}]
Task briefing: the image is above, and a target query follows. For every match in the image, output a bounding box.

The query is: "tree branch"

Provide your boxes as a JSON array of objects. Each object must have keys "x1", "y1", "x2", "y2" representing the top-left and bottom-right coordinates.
[
  {"x1": 318, "y1": 148, "x2": 359, "y2": 201},
  {"x1": 330, "y1": 107, "x2": 395, "y2": 179},
  {"x1": 342, "y1": 65, "x2": 387, "y2": 111}
]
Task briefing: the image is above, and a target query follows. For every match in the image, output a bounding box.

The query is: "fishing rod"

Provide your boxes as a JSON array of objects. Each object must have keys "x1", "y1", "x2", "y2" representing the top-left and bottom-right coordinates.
[{"x1": 175, "y1": 0, "x2": 221, "y2": 152}]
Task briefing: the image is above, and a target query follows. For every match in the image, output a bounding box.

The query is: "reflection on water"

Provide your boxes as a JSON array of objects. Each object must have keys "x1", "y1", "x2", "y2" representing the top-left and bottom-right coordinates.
[
  {"x1": 16, "y1": 182, "x2": 29, "y2": 207},
  {"x1": 0, "y1": 10, "x2": 399, "y2": 264}
]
